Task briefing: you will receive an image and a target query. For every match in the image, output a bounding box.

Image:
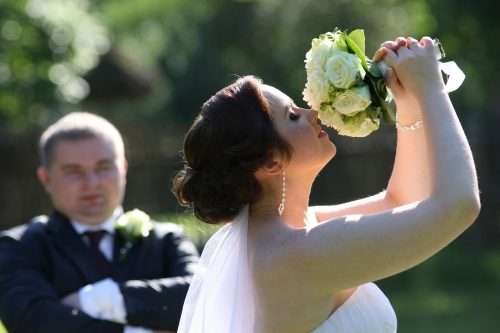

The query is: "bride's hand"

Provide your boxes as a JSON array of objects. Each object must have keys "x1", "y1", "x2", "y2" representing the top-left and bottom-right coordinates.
[
  {"x1": 372, "y1": 37, "x2": 416, "y2": 106},
  {"x1": 381, "y1": 37, "x2": 445, "y2": 100}
]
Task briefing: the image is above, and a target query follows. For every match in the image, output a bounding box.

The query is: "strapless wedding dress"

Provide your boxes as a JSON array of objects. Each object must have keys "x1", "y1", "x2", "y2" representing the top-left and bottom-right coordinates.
[
  {"x1": 309, "y1": 283, "x2": 397, "y2": 333},
  {"x1": 178, "y1": 206, "x2": 398, "y2": 333}
]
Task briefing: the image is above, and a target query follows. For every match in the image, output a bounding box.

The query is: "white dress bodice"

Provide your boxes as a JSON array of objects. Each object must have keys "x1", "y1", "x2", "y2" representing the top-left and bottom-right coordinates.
[
  {"x1": 309, "y1": 283, "x2": 397, "y2": 333},
  {"x1": 178, "y1": 207, "x2": 398, "y2": 333}
]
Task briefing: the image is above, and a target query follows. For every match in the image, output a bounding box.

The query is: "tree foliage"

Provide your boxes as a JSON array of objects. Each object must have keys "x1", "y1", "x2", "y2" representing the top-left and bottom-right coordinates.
[
  {"x1": 93, "y1": 0, "x2": 436, "y2": 124},
  {"x1": 0, "y1": 0, "x2": 109, "y2": 131},
  {"x1": 0, "y1": 0, "x2": 496, "y2": 131}
]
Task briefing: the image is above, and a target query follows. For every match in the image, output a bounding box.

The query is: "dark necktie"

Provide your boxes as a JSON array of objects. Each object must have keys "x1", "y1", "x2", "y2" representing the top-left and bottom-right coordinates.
[{"x1": 84, "y1": 230, "x2": 112, "y2": 278}]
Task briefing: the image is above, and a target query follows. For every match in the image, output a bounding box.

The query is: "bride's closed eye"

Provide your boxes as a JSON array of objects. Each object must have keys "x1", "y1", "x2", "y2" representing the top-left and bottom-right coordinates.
[{"x1": 289, "y1": 111, "x2": 301, "y2": 121}]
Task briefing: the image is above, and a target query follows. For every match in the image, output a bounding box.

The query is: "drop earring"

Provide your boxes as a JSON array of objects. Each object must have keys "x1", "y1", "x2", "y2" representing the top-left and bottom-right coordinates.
[{"x1": 278, "y1": 167, "x2": 285, "y2": 216}]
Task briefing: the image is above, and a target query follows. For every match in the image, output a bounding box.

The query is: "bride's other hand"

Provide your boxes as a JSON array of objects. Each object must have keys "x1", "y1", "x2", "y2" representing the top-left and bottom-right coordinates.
[
  {"x1": 372, "y1": 38, "x2": 417, "y2": 106},
  {"x1": 372, "y1": 36, "x2": 407, "y2": 59},
  {"x1": 372, "y1": 37, "x2": 407, "y2": 64},
  {"x1": 382, "y1": 37, "x2": 444, "y2": 100},
  {"x1": 373, "y1": 37, "x2": 422, "y2": 125}
]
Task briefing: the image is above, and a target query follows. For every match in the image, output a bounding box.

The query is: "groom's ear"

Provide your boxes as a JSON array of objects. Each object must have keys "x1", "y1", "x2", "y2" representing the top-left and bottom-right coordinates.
[
  {"x1": 37, "y1": 166, "x2": 52, "y2": 194},
  {"x1": 122, "y1": 158, "x2": 128, "y2": 174}
]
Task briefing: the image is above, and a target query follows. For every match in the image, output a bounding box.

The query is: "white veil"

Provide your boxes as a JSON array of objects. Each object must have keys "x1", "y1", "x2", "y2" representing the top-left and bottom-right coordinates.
[{"x1": 178, "y1": 205, "x2": 254, "y2": 333}]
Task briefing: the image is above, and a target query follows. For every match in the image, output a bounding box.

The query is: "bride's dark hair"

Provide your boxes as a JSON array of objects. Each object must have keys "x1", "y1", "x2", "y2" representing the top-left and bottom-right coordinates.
[{"x1": 173, "y1": 76, "x2": 293, "y2": 224}]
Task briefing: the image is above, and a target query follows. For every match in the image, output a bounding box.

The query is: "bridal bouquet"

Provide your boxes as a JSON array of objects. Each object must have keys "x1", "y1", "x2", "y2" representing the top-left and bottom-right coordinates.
[{"x1": 302, "y1": 28, "x2": 395, "y2": 137}]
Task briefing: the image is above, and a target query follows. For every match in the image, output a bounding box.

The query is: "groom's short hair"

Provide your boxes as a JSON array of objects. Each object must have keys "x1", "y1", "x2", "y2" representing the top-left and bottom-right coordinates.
[{"x1": 39, "y1": 112, "x2": 125, "y2": 168}]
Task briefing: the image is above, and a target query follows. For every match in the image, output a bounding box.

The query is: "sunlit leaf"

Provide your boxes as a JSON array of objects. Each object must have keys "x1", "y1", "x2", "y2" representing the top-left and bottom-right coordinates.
[{"x1": 347, "y1": 29, "x2": 366, "y2": 55}]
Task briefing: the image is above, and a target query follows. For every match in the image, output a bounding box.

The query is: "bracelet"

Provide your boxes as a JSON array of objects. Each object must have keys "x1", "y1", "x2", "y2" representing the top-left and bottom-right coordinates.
[{"x1": 395, "y1": 120, "x2": 423, "y2": 131}]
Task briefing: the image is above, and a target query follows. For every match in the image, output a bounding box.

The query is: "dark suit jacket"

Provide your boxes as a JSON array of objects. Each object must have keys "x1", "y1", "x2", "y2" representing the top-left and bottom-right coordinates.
[{"x1": 0, "y1": 211, "x2": 199, "y2": 333}]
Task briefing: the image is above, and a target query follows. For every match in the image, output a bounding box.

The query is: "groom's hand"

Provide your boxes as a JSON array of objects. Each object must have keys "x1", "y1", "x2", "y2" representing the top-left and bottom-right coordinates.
[{"x1": 60, "y1": 291, "x2": 82, "y2": 309}]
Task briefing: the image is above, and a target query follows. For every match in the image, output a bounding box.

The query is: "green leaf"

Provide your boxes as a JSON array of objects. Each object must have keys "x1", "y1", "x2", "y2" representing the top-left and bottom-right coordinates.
[
  {"x1": 363, "y1": 72, "x2": 397, "y2": 124},
  {"x1": 366, "y1": 83, "x2": 381, "y2": 108},
  {"x1": 380, "y1": 99, "x2": 396, "y2": 124},
  {"x1": 343, "y1": 31, "x2": 369, "y2": 72},
  {"x1": 365, "y1": 73, "x2": 385, "y2": 100},
  {"x1": 376, "y1": 78, "x2": 388, "y2": 98},
  {"x1": 365, "y1": 105, "x2": 378, "y2": 118},
  {"x1": 366, "y1": 59, "x2": 382, "y2": 77},
  {"x1": 347, "y1": 29, "x2": 365, "y2": 55}
]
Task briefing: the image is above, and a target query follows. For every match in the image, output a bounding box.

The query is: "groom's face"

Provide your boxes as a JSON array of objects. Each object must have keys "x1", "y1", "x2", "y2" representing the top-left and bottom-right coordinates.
[{"x1": 37, "y1": 137, "x2": 128, "y2": 225}]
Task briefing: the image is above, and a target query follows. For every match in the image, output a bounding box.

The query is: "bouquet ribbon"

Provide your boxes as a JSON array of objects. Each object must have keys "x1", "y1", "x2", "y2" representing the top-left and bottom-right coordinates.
[{"x1": 438, "y1": 61, "x2": 466, "y2": 93}]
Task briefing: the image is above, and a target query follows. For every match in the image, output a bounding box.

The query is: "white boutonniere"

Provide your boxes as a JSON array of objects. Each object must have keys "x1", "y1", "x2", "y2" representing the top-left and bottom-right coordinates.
[{"x1": 115, "y1": 209, "x2": 153, "y2": 263}]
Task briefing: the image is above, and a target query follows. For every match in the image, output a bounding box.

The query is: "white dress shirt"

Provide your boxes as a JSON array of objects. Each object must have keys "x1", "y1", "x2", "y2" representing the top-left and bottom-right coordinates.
[{"x1": 70, "y1": 207, "x2": 153, "y2": 333}]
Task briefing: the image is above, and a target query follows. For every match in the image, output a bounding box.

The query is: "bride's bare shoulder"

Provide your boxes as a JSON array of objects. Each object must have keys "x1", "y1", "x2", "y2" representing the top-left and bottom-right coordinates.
[
  {"x1": 248, "y1": 218, "x2": 307, "y2": 272},
  {"x1": 248, "y1": 219, "x2": 338, "y2": 332}
]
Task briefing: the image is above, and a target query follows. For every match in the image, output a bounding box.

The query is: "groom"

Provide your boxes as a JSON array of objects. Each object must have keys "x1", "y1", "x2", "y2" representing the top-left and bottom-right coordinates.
[{"x1": 0, "y1": 112, "x2": 199, "y2": 333}]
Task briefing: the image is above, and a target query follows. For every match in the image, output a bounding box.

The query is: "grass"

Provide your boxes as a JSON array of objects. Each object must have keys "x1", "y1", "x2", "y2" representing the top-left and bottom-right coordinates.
[
  {"x1": 154, "y1": 212, "x2": 222, "y2": 252},
  {"x1": 387, "y1": 287, "x2": 500, "y2": 332},
  {"x1": 1, "y1": 214, "x2": 498, "y2": 332},
  {"x1": 377, "y1": 243, "x2": 500, "y2": 332}
]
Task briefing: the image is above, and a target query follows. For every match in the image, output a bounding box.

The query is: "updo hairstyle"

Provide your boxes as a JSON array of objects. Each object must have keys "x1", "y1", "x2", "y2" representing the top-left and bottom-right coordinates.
[{"x1": 173, "y1": 76, "x2": 293, "y2": 224}]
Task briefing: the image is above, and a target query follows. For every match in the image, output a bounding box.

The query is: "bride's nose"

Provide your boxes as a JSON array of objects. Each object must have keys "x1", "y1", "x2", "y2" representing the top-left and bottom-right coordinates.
[{"x1": 307, "y1": 109, "x2": 318, "y2": 124}]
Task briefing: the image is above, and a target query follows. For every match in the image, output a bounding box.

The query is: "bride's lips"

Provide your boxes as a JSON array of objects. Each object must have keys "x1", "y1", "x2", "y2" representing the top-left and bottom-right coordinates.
[{"x1": 316, "y1": 125, "x2": 328, "y2": 138}]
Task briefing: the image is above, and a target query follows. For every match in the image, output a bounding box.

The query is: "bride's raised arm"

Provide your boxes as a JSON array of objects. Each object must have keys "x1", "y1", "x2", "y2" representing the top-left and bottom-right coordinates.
[
  {"x1": 289, "y1": 37, "x2": 480, "y2": 293},
  {"x1": 312, "y1": 37, "x2": 438, "y2": 221}
]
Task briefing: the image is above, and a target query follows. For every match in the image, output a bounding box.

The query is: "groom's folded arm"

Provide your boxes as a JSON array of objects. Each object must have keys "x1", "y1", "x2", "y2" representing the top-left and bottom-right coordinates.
[
  {"x1": 64, "y1": 224, "x2": 198, "y2": 331},
  {"x1": 118, "y1": 226, "x2": 199, "y2": 331},
  {"x1": 0, "y1": 232, "x2": 125, "y2": 333},
  {"x1": 76, "y1": 279, "x2": 154, "y2": 333}
]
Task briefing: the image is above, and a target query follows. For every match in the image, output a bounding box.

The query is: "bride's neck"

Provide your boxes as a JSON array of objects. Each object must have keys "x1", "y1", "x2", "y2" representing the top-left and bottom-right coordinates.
[{"x1": 250, "y1": 176, "x2": 313, "y2": 229}]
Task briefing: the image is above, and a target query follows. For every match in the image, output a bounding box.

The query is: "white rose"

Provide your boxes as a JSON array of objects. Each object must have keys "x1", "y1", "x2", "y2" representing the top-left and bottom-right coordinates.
[
  {"x1": 303, "y1": 70, "x2": 330, "y2": 110},
  {"x1": 318, "y1": 105, "x2": 345, "y2": 130},
  {"x1": 318, "y1": 104, "x2": 380, "y2": 137},
  {"x1": 357, "y1": 117, "x2": 380, "y2": 137},
  {"x1": 305, "y1": 38, "x2": 334, "y2": 74},
  {"x1": 302, "y1": 81, "x2": 317, "y2": 110},
  {"x1": 337, "y1": 111, "x2": 380, "y2": 137},
  {"x1": 332, "y1": 86, "x2": 372, "y2": 116},
  {"x1": 305, "y1": 37, "x2": 349, "y2": 74},
  {"x1": 325, "y1": 52, "x2": 365, "y2": 89}
]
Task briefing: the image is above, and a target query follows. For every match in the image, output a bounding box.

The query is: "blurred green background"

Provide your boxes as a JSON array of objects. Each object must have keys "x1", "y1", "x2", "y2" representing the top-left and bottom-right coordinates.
[{"x1": 1, "y1": 0, "x2": 499, "y2": 331}]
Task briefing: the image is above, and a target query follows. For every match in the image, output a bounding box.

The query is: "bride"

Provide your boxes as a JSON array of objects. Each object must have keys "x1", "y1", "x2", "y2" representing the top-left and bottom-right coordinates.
[{"x1": 173, "y1": 37, "x2": 480, "y2": 332}]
